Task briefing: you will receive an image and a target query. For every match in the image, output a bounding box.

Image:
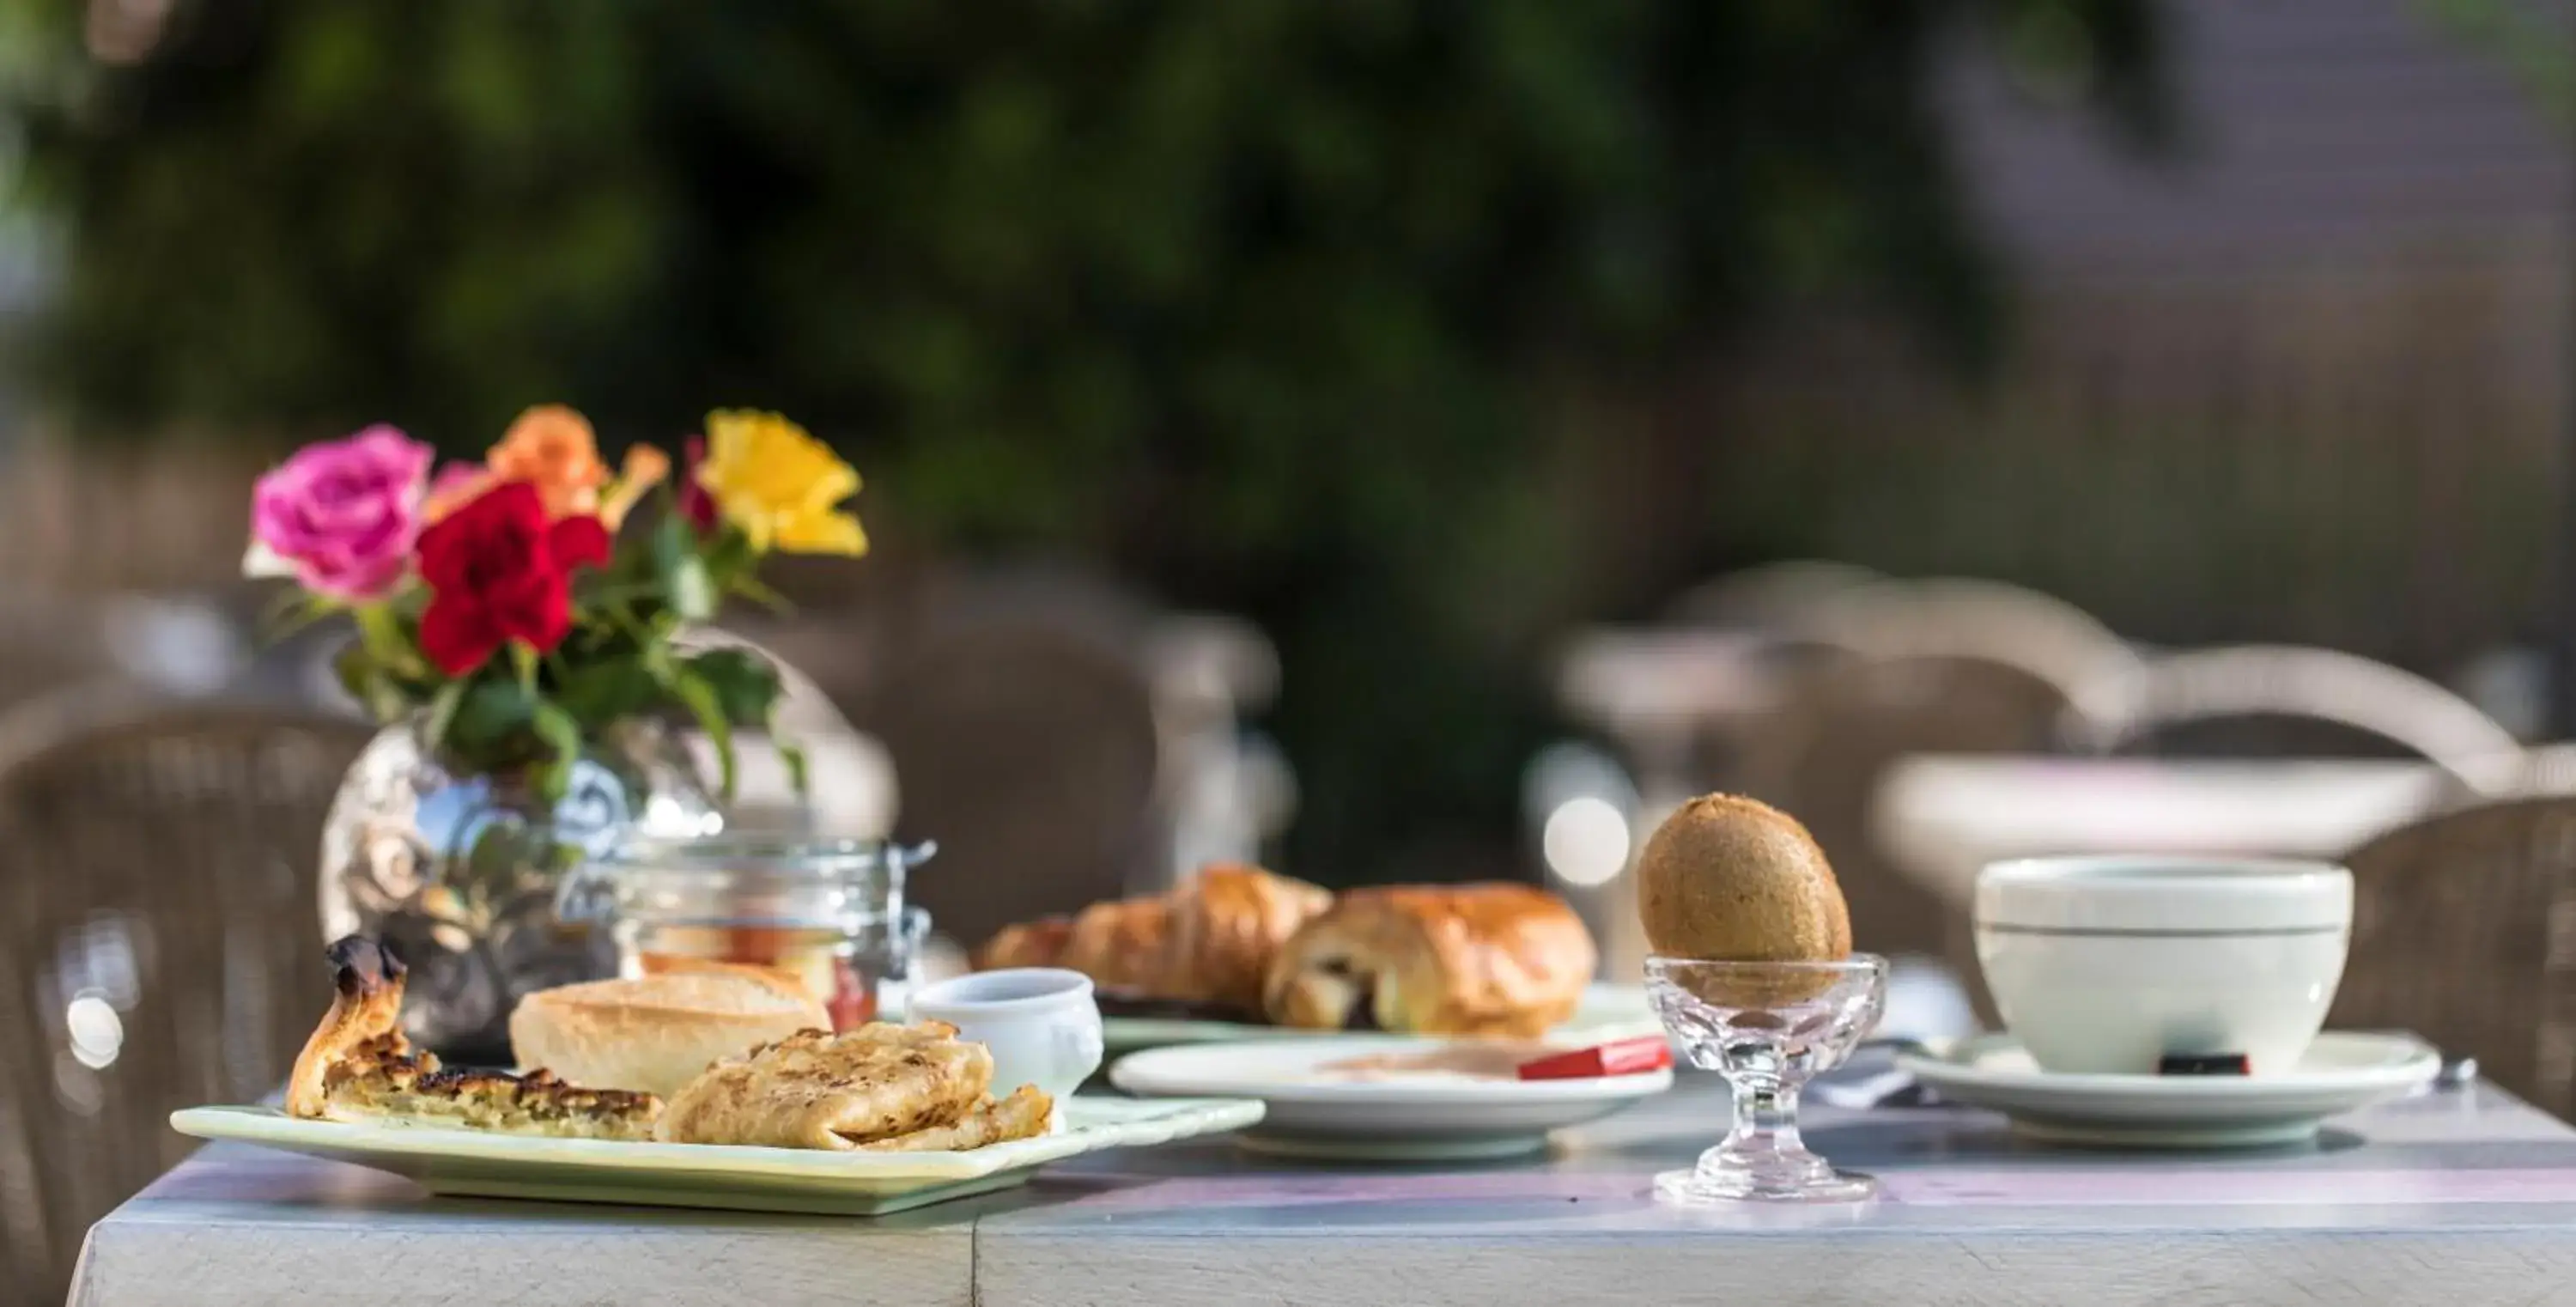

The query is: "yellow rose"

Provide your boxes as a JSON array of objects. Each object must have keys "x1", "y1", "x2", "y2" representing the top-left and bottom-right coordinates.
[{"x1": 696, "y1": 410, "x2": 867, "y2": 556}]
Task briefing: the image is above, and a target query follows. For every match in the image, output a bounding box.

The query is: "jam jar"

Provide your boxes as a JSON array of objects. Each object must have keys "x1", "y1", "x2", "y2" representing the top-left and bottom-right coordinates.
[{"x1": 557, "y1": 836, "x2": 936, "y2": 1029}]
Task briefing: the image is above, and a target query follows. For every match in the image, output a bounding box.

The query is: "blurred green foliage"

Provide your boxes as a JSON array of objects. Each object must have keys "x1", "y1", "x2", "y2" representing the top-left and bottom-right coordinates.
[{"x1": 0, "y1": 0, "x2": 2160, "y2": 878}]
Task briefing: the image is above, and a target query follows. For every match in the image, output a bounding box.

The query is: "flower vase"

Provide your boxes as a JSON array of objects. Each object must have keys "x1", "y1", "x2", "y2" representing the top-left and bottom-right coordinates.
[{"x1": 318, "y1": 716, "x2": 720, "y2": 1062}]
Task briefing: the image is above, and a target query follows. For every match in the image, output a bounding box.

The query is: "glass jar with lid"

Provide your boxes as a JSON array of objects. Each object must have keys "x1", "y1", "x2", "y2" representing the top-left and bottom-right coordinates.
[{"x1": 556, "y1": 836, "x2": 936, "y2": 1029}]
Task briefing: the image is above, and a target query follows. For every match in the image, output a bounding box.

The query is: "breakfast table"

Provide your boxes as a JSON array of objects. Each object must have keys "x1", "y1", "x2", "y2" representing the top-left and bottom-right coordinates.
[{"x1": 76, "y1": 1071, "x2": 2576, "y2": 1307}]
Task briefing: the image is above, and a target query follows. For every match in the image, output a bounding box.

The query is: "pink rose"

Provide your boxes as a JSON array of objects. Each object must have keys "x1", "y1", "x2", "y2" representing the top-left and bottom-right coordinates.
[{"x1": 248, "y1": 425, "x2": 435, "y2": 601}]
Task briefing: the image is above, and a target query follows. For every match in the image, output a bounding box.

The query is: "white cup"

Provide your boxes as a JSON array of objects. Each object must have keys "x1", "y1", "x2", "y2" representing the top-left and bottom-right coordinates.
[
  {"x1": 1974, "y1": 856, "x2": 2353, "y2": 1076},
  {"x1": 908, "y1": 968, "x2": 1104, "y2": 1122}
]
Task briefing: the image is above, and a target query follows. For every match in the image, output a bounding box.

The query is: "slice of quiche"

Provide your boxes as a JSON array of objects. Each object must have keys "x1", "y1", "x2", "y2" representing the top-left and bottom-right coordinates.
[{"x1": 285, "y1": 936, "x2": 661, "y2": 1140}]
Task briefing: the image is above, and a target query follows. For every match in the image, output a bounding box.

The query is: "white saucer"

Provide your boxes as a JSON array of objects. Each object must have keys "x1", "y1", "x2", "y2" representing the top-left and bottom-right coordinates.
[
  {"x1": 1898, "y1": 1031, "x2": 2441, "y2": 1148},
  {"x1": 1109, "y1": 1036, "x2": 1673, "y2": 1161}
]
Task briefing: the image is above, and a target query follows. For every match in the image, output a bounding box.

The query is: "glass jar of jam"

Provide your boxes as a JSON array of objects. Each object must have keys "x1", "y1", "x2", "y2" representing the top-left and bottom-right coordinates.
[{"x1": 556, "y1": 836, "x2": 936, "y2": 1030}]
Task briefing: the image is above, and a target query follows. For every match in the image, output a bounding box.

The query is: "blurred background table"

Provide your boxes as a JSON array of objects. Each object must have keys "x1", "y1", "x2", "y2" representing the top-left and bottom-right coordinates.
[{"x1": 76, "y1": 1073, "x2": 2576, "y2": 1307}]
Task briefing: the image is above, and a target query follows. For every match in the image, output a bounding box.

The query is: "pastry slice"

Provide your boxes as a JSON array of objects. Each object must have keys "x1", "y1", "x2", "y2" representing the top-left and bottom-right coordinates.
[
  {"x1": 286, "y1": 936, "x2": 661, "y2": 1140},
  {"x1": 855, "y1": 1084, "x2": 1052, "y2": 1152},
  {"x1": 654, "y1": 1022, "x2": 994, "y2": 1150}
]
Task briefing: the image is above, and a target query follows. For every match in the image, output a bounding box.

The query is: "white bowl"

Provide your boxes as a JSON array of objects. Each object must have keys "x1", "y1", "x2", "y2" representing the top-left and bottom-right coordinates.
[
  {"x1": 1974, "y1": 856, "x2": 2353, "y2": 1076},
  {"x1": 908, "y1": 968, "x2": 1105, "y2": 1116}
]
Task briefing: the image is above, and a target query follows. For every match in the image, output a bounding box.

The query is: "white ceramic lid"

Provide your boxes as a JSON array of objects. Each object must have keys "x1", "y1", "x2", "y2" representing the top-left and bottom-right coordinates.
[{"x1": 1974, "y1": 855, "x2": 2353, "y2": 933}]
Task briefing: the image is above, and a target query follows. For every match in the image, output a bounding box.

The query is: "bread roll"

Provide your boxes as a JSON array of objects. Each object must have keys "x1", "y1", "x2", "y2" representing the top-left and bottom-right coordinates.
[{"x1": 509, "y1": 970, "x2": 831, "y2": 1098}]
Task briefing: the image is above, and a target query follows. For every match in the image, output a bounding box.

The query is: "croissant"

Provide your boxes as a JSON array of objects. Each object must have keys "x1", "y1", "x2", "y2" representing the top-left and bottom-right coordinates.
[
  {"x1": 1160, "y1": 864, "x2": 1334, "y2": 1012},
  {"x1": 1056, "y1": 897, "x2": 1175, "y2": 994},
  {"x1": 1263, "y1": 883, "x2": 1596, "y2": 1037},
  {"x1": 974, "y1": 864, "x2": 1333, "y2": 1018},
  {"x1": 973, "y1": 916, "x2": 1074, "y2": 972}
]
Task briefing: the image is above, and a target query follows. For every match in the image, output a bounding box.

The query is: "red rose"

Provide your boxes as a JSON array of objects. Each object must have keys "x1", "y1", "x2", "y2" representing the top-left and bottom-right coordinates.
[{"x1": 416, "y1": 481, "x2": 612, "y2": 675}]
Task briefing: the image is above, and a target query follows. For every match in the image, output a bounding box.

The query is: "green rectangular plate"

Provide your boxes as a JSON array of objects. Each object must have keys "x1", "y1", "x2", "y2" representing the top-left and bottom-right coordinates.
[{"x1": 171, "y1": 1095, "x2": 1263, "y2": 1216}]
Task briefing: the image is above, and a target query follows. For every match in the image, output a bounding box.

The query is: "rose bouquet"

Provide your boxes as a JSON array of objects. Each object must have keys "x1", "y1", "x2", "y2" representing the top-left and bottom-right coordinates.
[{"x1": 247, "y1": 404, "x2": 863, "y2": 800}]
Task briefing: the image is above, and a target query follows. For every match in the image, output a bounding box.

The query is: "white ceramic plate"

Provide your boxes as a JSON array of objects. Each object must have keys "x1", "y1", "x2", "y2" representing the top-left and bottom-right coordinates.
[
  {"x1": 1109, "y1": 1035, "x2": 1673, "y2": 1161},
  {"x1": 1101, "y1": 982, "x2": 1662, "y2": 1055},
  {"x1": 1898, "y1": 1031, "x2": 2440, "y2": 1148},
  {"x1": 169, "y1": 1095, "x2": 1263, "y2": 1215}
]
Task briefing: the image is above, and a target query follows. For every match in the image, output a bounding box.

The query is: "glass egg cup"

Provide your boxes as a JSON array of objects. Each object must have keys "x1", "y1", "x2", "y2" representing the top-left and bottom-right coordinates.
[{"x1": 1645, "y1": 954, "x2": 1888, "y2": 1204}]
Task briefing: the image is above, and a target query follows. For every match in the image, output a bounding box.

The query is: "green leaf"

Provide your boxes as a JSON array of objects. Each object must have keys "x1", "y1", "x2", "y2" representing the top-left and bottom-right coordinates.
[
  {"x1": 419, "y1": 679, "x2": 467, "y2": 755},
  {"x1": 335, "y1": 642, "x2": 415, "y2": 724},
  {"x1": 331, "y1": 641, "x2": 371, "y2": 701},
  {"x1": 550, "y1": 655, "x2": 662, "y2": 732},
  {"x1": 258, "y1": 591, "x2": 339, "y2": 644},
  {"x1": 724, "y1": 570, "x2": 793, "y2": 614},
  {"x1": 352, "y1": 603, "x2": 431, "y2": 680},
  {"x1": 531, "y1": 699, "x2": 585, "y2": 804},
  {"x1": 683, "y1": 647, "x2": 784, "y2": 726},
  {"x1": 775, "y1": 738, "x2": 810, "y2": 797},
  {"x1": 444, "y1": 676, "x2": 537, "y2": 762},
  {"x1": 655, "y1": 662, "x2": 737, "y2": 801},
  {"x1": 699, "y1": 526, "x2": 757, "y2": 590},
  {"x1": 652, "y1": 512, "x2": 718, "y2": 621}
]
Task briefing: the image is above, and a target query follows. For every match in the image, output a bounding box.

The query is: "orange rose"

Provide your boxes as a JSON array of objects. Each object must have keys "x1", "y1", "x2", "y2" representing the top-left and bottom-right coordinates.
[
  {"x1": 489, "y1": 404, "x2": 611, "y2": 519},
  {"x1": 596, "y1": 444, "x2": 671, "y2": 531}
]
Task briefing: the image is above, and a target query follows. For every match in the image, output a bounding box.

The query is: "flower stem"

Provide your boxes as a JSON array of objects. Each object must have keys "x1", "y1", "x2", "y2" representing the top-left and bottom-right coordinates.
[{"x1": 352, "y1": 603, "x2": 428, "y2": 679}]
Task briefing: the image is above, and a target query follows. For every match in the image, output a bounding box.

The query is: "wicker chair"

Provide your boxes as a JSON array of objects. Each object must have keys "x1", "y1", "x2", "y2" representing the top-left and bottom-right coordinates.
[
  {"x1": 1783, "y1": 577, "x2": 2144, "y2": 722},
  {"x1": 0, "y1": 684, "x2": 372, "y2": 1306},
  {"x1": 856, "y1": 617, "x2": 1161, "y2": 951},
  {"x1": 1742, "y1": 654, "x2": 2099, "y2": 969},
  {"x1": 2334, "y1": 797, "x2": 2576, "y2": 1121},
  {"x1": 1661, "y1": 559, "x2": 1885, "y2": 630},
  {"x1": 2076, "y1": 645, "x2": 2527, "y2": 798},
  {"x1": 1715, "y1": 581, "x2": 2136, "y2": 1022}
]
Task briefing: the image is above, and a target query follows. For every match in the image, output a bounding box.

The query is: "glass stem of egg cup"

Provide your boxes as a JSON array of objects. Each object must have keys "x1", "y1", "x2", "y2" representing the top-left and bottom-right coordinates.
[
  {"x1": 1722, "y1": 1077, "x2": 1807, "y2": 1177},
  {"x1": 1645, "y1": 955, "x2": 1887, "y2": 1205}
]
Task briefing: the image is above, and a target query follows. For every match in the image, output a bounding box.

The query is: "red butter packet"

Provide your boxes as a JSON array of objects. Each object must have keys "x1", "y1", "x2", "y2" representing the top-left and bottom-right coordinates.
[{"x1": 1517, "y1": 1036, "x2": 1673, "y2": 1080}]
